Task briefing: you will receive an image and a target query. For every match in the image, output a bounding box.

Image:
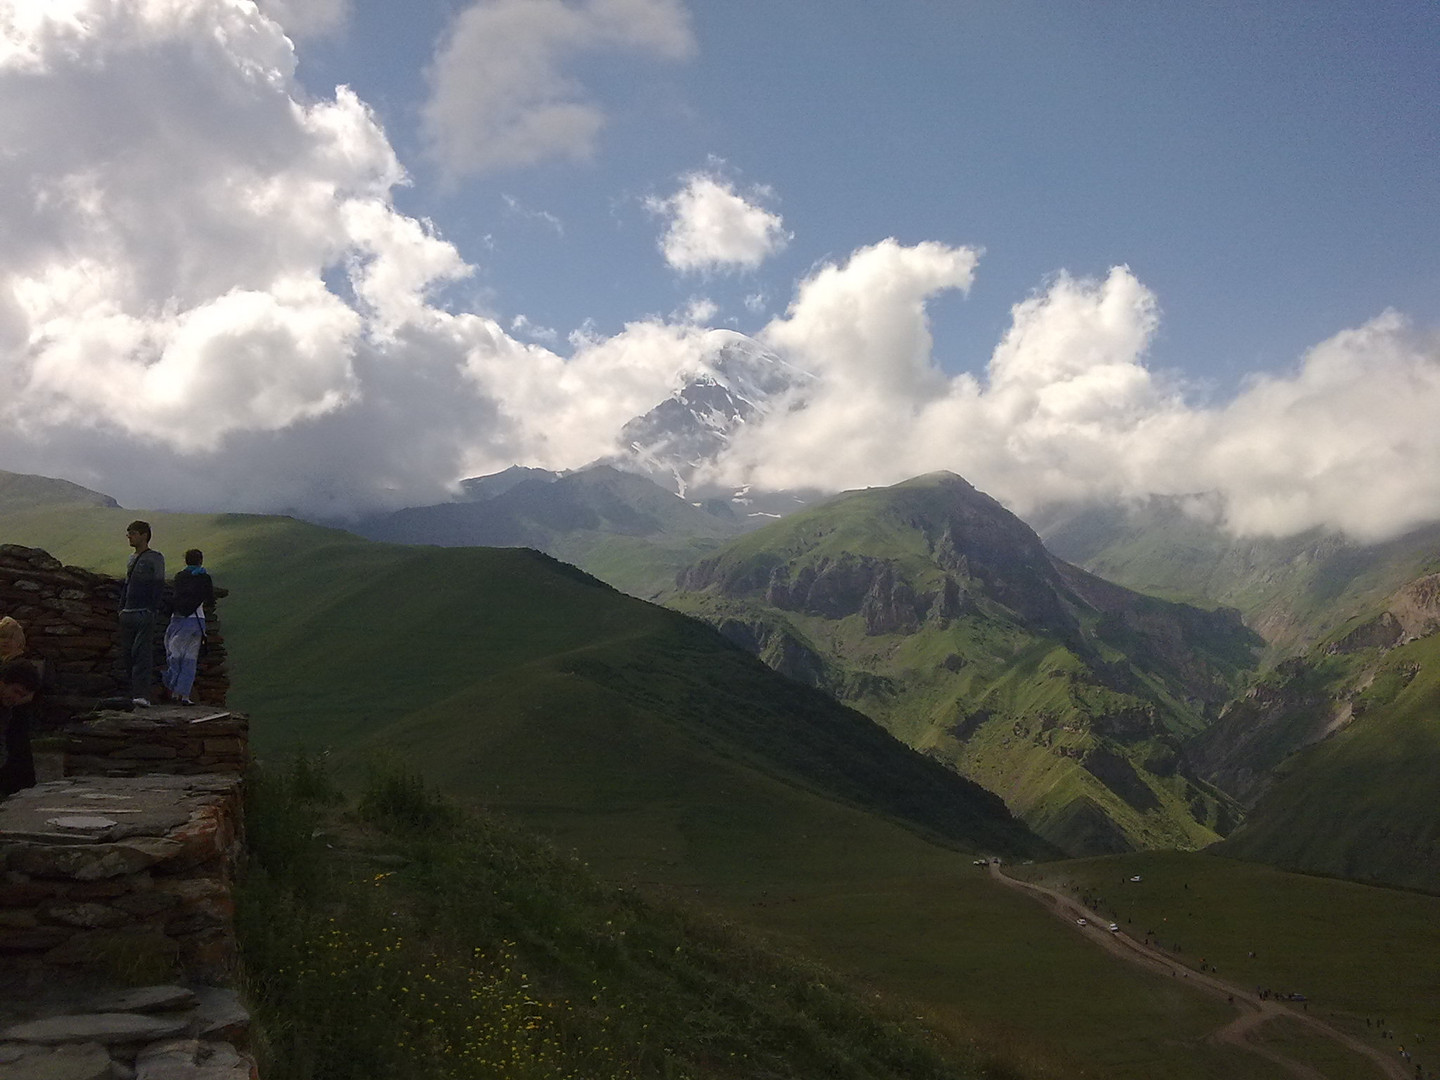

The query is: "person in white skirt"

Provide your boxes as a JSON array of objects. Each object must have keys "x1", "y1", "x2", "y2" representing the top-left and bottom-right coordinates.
[{"x1": 162, "y1": 548, "x2": 215, "y2": 706}]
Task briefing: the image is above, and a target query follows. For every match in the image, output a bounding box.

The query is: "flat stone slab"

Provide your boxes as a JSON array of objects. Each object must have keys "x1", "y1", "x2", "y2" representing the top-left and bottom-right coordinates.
[
  {"x1": 83, "y1": 985, "x2": 197, "y2": 1014},
  {"x1": 0, "y1": 1041, "x2": 113, "y2": 1080},
  {"x1": 190, "y1": 987, "x2": 248, "y2": 1042},
  {"x1": 71, "y1": 709, "x2": 240, "y2": 734},
  {"x1": 136, "y1": 1038, "x2": 254, "y2": 1080},
  {"x1": 0, "y1": 776, "x2": 238, "y2": 846},
  {"x1": 0, "y1": 1012, "x2": 191, "y2": 1045}
]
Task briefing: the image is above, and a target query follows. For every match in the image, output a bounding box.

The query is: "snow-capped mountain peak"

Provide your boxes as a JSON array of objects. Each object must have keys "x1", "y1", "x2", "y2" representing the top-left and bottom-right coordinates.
[{"x1": 605, "y1": 330, "x2": 811, "y2": 497}]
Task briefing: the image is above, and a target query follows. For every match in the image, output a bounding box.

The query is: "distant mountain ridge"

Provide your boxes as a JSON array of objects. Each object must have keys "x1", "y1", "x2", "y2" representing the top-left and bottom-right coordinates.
[
  {"x1": 345, "y1": 331, "x2": 824, "y2": 594},
  {"x1": 1037, "y1": 497, "x2": 1440, "y2": 658},
  {"x1": 666, "y1": 472, "x2": 1262, "y2": 856},
  {"x1": 0, "y1": 469, "x2": 119, "y2": 513},
  {"x1": 349, "y1": 464, "x2": 746, "y2": 597}
]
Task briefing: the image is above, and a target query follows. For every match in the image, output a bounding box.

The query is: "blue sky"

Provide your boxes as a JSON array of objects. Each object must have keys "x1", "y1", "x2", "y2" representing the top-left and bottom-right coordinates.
[
  {"x1": 2, "y1": 0, "x2": 1438, "y2": 539},
  {"x1": 298, "y1": 0, "x2": 1439, "y2": 391}
]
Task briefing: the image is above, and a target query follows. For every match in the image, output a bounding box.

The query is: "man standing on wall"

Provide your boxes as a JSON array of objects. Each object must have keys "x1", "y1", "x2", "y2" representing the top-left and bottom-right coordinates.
[{"x1": 119, "y1": 520, "x2": 165, "y2": 708}]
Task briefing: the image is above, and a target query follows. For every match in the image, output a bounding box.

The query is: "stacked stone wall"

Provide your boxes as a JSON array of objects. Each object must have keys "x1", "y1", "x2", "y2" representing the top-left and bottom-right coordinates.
[
  {"x1": 1, "y1": 546, "x2": 254, "y2": 1076},
  {"x1": 0, "y1": 773, "x2": 243, "y2": 980},
  {"x1": 0, "y1": 544, "x2": 229, "y2": 728},
  {"x1": 63, "y1": 710, "x2": 248, "y2": 779}
]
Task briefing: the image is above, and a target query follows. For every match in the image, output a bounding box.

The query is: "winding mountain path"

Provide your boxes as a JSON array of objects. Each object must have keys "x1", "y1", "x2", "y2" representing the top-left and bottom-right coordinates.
[{"x1": 987, "y1": 863, "x2": 1410, "y2": 1080}]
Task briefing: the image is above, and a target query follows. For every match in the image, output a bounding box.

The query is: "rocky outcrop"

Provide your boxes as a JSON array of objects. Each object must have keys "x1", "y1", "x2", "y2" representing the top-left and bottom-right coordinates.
[
  {"x1": 1088, "y1": 703, "x2": 1161, "y2": 740},
  {"x1": 763, "y1": 554, "x2": 880, "y2": 618},
  {"x1": 1328, "y1": 612, "x2": 1405, "y2": 653},
  {"x1": 713, "y1": 618, "x2": 828, "y2": 688},
  {"x1": 1187, "y1": 658, "x2": 1333, "y2": 806},
  {"x1": 1200, "y1": 570, "x2": 1440, "y2": 807},
  {"x1": 859, "y1": 564, "x2": 920, "y2": 636},
  {"x1": 714, "y1": 553, "x2": 968, "y2": 638},
  {"x1": 1080, "y1": 748, "x2": 1161, "y2": 812},
  {"x1": 1329, "y1": 572, "x2": 1440, "y2": 655}
]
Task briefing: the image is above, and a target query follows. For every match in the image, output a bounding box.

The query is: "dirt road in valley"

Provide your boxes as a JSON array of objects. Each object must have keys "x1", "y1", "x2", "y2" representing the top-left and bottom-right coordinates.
[{"x1": 987, "y1": 863, "x2": 1411, "y2": 1080}]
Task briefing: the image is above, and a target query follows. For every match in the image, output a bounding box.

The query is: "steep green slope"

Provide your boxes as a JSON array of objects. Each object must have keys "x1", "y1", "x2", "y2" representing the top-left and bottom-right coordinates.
[
  {"x1": 0, "y1": 500, "x2": 1045, "y2": 862},
  {"x1": 665, "y1": 473, "x2": 1259, "y2": 857},
  {"x1": 1212, "y1": 617, "x2": 1440, "y2": 893},
  {"x1": 1037, "y1": 498, "x2": 1440, "y2": 657}
]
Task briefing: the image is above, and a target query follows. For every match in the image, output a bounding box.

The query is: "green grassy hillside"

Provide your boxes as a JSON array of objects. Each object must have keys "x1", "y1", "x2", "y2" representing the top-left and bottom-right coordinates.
[
  {"x1": 0, "y1": 469, "x2": 119, "y2": 513},
  {"x1": 665, "y1": 474, "x2": 1259, "y2": 857},
  {"x1": 0, "y1": 500, "x2": 1043, "y2": 863},
  {"x1": 241, "y1": 763, "x2": 1017, "y2": 1080},
  {"x1": 6, "y1": 485, "x2": 1432, "y2": 1078},
  {"x1": 1012, "y1": 851, "x2": 1440, "y2": 1074},
  {"x1": 1157, "y1": 565, "x2": 1440, "y2": 894},
  {"x1": 1213, "y1": 628, "x2": 1440, "y2": 893}
]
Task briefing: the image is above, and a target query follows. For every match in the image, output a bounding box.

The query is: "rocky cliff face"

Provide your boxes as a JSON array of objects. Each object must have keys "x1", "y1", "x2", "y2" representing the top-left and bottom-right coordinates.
[{"x1": 1328, "y1": 572, "x2": 1440, "y2": 654}]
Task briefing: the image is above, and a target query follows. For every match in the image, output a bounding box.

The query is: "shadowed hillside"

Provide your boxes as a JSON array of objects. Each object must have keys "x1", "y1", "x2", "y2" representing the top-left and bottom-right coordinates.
[
  {"x1": 0, "y1": 483, "x2": 1049, "y2": 869},
  {"x1": 1206, "y1": 572, "x2": 1440, "y2": 892}
]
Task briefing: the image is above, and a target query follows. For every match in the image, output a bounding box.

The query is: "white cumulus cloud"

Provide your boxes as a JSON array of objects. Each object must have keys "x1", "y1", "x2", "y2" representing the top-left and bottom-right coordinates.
[
  {"x1": 422, "y1": 0, "x2": 694, "y2": 179},
  {"x1": 648, "y1": 171, "x2": 791, "y2": 273},
  {"x1": 0, "y1": 0, "x2": 687, "y2": 515},
  {"x1": 1191, "y1": 311, "x2": 1440, "y2": 541},
  {"x1": 255, "y1": 0, "x2": 350, "y2": 39}
]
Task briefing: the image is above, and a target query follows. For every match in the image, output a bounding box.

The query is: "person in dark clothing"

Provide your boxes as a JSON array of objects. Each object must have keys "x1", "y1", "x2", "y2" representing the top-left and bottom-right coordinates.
[
  {"x1": 119, "y1": 520, "x2": 165, "y2": 707},
  {"x1": 162, "y1": 548, "x2": 216, "y2": 706},
  {"x1": 0, "y1": 659, "x2": 41, "y2": 798}
]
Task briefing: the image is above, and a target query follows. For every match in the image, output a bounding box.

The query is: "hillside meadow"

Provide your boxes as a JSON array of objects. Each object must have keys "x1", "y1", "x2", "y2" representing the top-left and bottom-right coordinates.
[
  {"x1": 1011, "y1": 851, "x2": 1440, "y2": 1078},
  {"x1": 2, "y1": 498, "x2": 1434, "y2": 1078}
]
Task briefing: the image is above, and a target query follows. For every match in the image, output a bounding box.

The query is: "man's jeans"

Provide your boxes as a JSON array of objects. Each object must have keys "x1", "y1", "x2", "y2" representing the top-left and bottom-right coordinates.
[{"x1": 118, "y1": 609, "x2": 156, "y2": 699}]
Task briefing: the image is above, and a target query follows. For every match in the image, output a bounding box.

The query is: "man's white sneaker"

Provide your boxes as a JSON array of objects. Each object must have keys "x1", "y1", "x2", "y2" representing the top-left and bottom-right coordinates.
[{"x1": 132, "y1": 697, "x2": 151, "y2": 708}]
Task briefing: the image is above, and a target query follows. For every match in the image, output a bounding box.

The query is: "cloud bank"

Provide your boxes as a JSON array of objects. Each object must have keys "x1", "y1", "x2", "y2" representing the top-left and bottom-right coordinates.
[
  {"x1": 2, "y1": 0, "x2": 1439, "y2": 546},
  {"x1": 0, "y1": 0, "x2": 696, "y2": 515},
  {"x1": 706, "y1": 258, "x2": 1440, "y2": 543}
]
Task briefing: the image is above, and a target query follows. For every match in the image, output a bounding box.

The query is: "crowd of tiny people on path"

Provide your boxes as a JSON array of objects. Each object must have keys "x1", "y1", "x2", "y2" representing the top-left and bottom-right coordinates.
[{"x1": 0, "y1": 521, "x2": 219, "y2": 801}]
